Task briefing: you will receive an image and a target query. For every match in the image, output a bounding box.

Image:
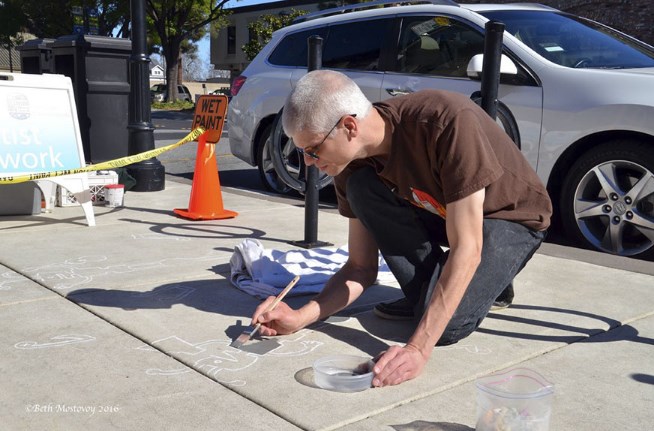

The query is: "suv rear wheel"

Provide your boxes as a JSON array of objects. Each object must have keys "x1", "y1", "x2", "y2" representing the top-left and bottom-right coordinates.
[
  {"x1": 560, "y1": 140, "x2": 654, "y2": 258},
  {"x1": 256, "y1": 123, "x2": 292, "y2": 194},
  {"x1": 268, "y1": 109, "x2": 333, "y2": 193}
]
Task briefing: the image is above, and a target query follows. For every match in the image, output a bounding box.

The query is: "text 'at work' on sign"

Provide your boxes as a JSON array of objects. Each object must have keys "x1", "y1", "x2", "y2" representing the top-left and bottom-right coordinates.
[{"x1": 1, "y1": 129, "x2": 64, "y2": 170}]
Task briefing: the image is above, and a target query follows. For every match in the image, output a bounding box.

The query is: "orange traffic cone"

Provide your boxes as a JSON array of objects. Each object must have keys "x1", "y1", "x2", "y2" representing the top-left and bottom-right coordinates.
[{"x1": 174, "y1": 132, "x2": 238, "y2": 220}]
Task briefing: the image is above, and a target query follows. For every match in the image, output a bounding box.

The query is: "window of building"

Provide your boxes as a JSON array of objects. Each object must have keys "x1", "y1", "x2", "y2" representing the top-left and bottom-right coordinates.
[{"x1": 227, "y1": 26, "x2": 236, "y2": 55}]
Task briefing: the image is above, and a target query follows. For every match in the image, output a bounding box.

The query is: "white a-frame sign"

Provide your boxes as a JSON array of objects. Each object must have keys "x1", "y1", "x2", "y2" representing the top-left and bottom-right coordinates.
[{"x1": 0, "y1": 72, "x2": 95, "y2": 226}]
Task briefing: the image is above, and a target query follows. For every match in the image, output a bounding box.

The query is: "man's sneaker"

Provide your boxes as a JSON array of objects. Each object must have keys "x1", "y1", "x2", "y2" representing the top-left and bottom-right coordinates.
[
  {"x1": 491, "y1": 284, "x2": 514, "y2": 310},
  {"x1": 373, "y1": 297, "x2": 415, "y2": 321}
]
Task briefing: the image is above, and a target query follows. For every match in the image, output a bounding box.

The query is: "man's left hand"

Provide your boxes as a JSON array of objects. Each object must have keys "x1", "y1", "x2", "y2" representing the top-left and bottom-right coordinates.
[{"x1": 372, "y1": 344, "x2": 428, "y2": 387}]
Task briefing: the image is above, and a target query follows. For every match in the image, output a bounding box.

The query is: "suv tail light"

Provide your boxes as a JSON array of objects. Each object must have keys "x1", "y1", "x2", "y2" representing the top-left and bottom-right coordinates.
[{"x1": 231, "y1": 75, "x2": 247, "y2": 97}]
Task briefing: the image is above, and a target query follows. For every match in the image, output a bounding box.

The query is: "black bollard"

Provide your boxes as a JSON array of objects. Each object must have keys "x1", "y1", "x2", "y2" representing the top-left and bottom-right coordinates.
[
  {"x1": 126, "y1": 0, "x2": 165, "y2": 191},
  {"x1": 480, "y1": 20, "x2": 505, "y2": 120},
  {"x1": 290, "y1": 35, "x2": 332, "y2": 249}
]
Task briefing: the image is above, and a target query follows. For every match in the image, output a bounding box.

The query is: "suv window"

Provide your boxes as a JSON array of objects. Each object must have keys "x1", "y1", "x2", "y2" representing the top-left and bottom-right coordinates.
[
  {"x1": 322, "y1": 18, "x2": 388, "y2": 71},
  {"x1": 268, "y1": 18, "x2": 389, "y2": 71},
  {"x1": 481, "y1": 10, "x2": 654, "y2": 69},
  {"x1": 396, "y1": 15, "x2": 485, "y2": 77},
  {"x1": 268, "y1": 27, "x2": 328, "y2": 67}
]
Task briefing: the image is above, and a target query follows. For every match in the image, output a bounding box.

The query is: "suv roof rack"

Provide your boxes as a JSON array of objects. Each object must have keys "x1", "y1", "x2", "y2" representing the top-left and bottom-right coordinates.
[
  {"x1": 293, "y1": 0, "x2": 459, "y2": 24},
  {"x1": 497, "y1": 3, "x2": 557, "y2": 10}
]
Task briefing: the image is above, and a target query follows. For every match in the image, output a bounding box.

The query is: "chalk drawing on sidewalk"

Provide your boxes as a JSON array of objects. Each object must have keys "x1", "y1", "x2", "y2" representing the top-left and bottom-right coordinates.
[
  {"x1": 136, "y1": 333, "x2": 323, "y2": 386},
  {"x1": 0, "y1": 270, "x2": 24, "y2": 291},
  {"x1": 129, "y1": 284, "x2": 196, "y2": 303},
  {"x1": 440, "y1": 344, "x2": 492, "y2": 355},
  {"x1": 11, "y1": 253, "x2": 220, "y2": 290},
  {"x1": 267, "y1": 338, "x2": 324, "y2": 356},
  {"x1": 15, "y1": 334, "x2": 96, "y2": 350},
  {"x1": 130, "y1": 233, "x2": 191, "y2": 241}
]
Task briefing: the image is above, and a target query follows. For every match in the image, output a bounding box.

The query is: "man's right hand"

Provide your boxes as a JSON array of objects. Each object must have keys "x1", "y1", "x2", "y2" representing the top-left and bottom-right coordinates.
[
  {"x1": 250, "y1": 219, "x2": 379, "y2": 337},
  {"x1": 251, "y1": 298, "x2": 303, "y2": 336}
]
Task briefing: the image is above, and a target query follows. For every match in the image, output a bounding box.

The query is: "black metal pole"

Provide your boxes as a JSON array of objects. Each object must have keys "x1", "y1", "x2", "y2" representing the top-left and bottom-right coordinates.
[
  {"x1": 480, "y1": 20, "x2": 505, "y2": 120},
  {"x1": 291, "y1": 35, "x2": 332, "y2": 249},
  {"x1": 127, "y1": 0, "x2": 165, "y2": 191}
]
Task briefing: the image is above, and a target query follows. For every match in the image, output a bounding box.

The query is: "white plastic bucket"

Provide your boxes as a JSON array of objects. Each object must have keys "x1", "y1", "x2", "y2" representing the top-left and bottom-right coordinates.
[{"x1": 104, "y1": 184, "x2": 124, "y2": 207}]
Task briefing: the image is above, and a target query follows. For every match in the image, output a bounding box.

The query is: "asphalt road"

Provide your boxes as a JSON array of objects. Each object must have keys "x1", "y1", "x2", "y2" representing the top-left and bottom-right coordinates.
[
  {"x1": 150, "y1": 110, "x2": 654, "y2": 273},
  {"x1": 152, "y1": 109, "x2": 268, "y2": 192}
]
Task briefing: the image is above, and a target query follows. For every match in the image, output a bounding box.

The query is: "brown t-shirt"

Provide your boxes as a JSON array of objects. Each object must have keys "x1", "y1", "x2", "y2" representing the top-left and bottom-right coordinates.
[{"x1": 334, "y1": 90, "x2": 552, "y2": 231}]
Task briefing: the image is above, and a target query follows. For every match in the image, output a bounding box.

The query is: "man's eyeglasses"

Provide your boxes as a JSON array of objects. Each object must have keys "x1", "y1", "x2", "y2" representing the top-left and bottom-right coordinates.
[{"x1": 297, "y1": 114, "x2": 356, "y2": 160}]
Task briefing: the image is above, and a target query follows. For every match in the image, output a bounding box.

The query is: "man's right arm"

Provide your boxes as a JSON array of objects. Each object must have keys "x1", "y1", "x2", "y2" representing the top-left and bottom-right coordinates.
[
  {"x1": 252, "y1": 218, "x2": 379, "y2": 335},
  {"x1": 302, "y1": 218, "x2": 380, "y2": 323}
]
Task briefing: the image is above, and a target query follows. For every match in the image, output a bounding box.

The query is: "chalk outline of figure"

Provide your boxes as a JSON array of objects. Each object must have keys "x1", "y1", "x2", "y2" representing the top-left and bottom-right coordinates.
[
  {"x1": 137, "y1": 337, "x2": 259, "y2": 386},
  {"x1": 136, "y1": 333, "x2": 323, "y2": 386},
  {"x1": 440, "y1": 343, "x2": 492, "y2": 355},
  {"x1": 130, "y1": 233, "x2": 191, "y2": 241},
  {"x1": 0, "y1": 270, "x2": 24, "y2": 291},
  {"x1": 128, "y1": 284, "x2": 197, "y2": 303},
  {"x1": 15, "y1": 334, "x2": 96, "y2": 349},
  {"x1": 22, "y1": 253, "x2": 222, "y2": 290}
]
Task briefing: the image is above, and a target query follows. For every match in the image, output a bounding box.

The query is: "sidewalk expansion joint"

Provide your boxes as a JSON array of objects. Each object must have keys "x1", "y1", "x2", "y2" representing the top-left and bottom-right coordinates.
[
  {"x1": 1, "y1": 262, "x2": 242, "y2": 392},
  {"x1": 332, "y1": 314, "x2": 647, "y2": 431},
  {"x1": 2, "y1": 262, "x2": 301, "y2": 427},
  {"x1": 0, "y1": 296, "x2": 59, "y2": 308}
]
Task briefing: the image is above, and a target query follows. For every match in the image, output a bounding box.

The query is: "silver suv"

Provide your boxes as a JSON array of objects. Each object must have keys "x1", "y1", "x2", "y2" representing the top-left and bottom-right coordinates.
[
  {"x1": 150, "y1": 84, "x2": 193, "y2": 102},
  {"x1": 228, "y1": 0, "x2": 654, "y2": 259}
]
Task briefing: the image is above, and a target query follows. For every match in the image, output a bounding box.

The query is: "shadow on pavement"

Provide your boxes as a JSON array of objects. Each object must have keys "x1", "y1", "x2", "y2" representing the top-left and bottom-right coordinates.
[
  {"x1": 477, "y1": 304, "x2": 654, "y2": 346},
  {"x1": 67, "y1": 278, "x2": 406, "y2": 359},
  {"x1": 118, "y1": 212, "x2": 295, "y2": 246},
  {"x1": 391, "y1": 420, "x2": 474, "y2": 431}
]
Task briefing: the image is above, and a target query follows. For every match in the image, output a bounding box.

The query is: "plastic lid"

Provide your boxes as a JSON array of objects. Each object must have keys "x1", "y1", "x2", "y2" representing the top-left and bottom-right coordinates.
[{"x1": 476, "y1": 368, "x2": 554, "y2": 399}]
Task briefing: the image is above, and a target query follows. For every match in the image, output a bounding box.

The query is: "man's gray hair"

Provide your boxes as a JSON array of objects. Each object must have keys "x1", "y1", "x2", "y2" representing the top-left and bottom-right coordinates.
[{"x1": 282, "y1": 70, "x2": 372, "y2": 137}]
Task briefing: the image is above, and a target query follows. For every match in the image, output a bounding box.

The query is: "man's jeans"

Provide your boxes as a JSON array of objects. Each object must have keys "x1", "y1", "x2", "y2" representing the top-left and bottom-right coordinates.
[{"x1": 347, "y1": 166, "x2": 545, "y2": 345}]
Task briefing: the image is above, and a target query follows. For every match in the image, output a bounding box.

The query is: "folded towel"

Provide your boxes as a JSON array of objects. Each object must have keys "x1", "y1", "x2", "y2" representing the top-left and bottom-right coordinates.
[{"x1": 229, "y1": 239, "x2": 395, "y2": 299}]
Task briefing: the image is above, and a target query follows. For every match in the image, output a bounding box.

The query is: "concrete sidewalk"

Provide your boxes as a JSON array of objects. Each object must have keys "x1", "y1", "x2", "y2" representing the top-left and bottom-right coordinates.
[{"x1": 0, "y1": 178, "x2": 652, "y2": 430}]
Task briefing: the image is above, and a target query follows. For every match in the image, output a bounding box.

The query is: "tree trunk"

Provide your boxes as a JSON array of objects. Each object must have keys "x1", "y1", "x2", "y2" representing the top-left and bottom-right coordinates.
[
  {"x1": 164, "y1": 40, "x2": 181, "y2": 102},
  {"x1": 165, "y1": 63, "x2": 178, "y2": 102}
]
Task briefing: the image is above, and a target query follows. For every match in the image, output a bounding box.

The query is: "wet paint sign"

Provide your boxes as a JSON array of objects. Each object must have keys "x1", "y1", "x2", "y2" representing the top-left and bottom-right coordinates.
[{"x1": 192, "y1": 95, "x2": 228, "y2": 143}]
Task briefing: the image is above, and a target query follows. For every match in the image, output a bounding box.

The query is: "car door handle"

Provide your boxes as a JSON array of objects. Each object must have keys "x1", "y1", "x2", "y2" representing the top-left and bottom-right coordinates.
[{"x1": 386, "y1": 88, "x2": 413, "y2": 97}]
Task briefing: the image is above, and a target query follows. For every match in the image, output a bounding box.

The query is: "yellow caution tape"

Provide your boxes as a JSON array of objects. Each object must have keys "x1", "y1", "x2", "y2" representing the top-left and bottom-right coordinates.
[{"x1": 0, "y1": 127, "x2": 205, "y2": 185}]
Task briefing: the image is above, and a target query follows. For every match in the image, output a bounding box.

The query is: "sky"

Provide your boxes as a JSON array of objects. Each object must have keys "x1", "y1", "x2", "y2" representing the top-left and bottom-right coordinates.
[{"x1": 225, "y1": 0, "x2": 277, "y2": 7}]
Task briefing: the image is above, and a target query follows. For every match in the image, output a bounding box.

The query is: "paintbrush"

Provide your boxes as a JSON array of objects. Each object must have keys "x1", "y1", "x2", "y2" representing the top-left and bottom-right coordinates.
[{"x1": 230, "y1": 275, "x2": 300, "y2": 348}]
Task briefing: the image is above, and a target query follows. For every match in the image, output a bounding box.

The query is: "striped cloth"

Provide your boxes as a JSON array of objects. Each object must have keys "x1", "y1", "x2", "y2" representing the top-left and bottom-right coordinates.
[{"x1": 229, "y1": 238, "x2": 395, "y2": 299}]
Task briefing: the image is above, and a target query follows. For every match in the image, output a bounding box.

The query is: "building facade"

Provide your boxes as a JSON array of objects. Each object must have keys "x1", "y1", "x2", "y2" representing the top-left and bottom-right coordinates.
[
  {"x1": 210, "y1": 0, "x2": 321, "y2": 79},
  {"x1": 149, "y1": 62, "x2": 165, "y2": 85},
  {"x1": 0, "y1": 47, "x2": 22, "y2": 73},
  {"x1": 210, "y1": 0, "x2": 653, "y2": 79},
  {"x1": 0, "y1": 33, "x2": 38, "y2": 73}
]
